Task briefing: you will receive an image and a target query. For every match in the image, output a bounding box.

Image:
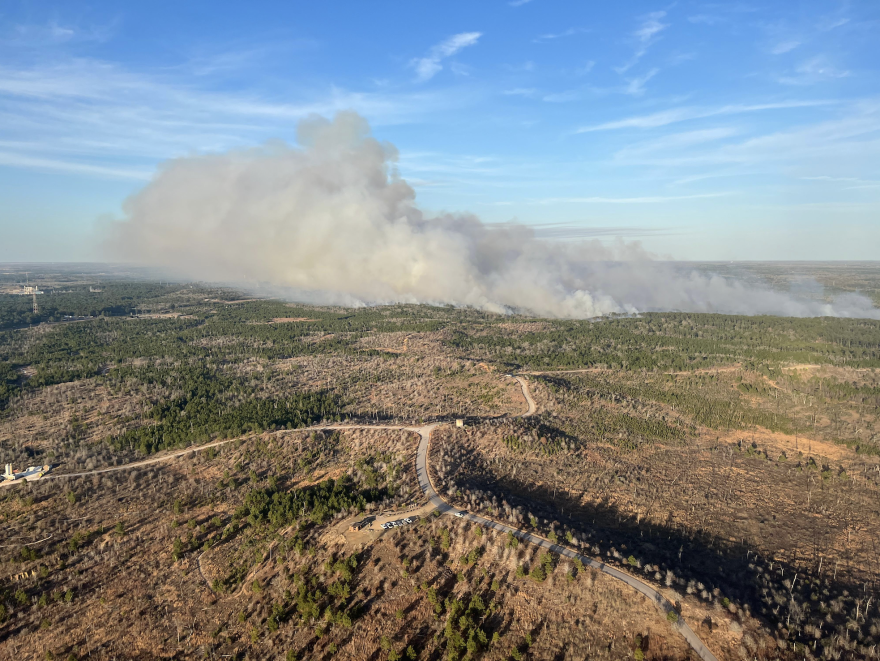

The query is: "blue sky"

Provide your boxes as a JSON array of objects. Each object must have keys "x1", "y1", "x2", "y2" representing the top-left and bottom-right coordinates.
[{"x1": 1, "y1": 0, "x2": 878, "y2": 261}]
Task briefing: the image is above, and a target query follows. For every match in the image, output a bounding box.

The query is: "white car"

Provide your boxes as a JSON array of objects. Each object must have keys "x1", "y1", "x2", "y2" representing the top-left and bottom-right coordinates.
[
  {"x1": 455, "y1": 511, "x2": 466, "y2": 518},
  {"x1": 403, "y1": 518, "x2": 413, "y2": 524},
  {"x1": 380, "y1": 523, "x2": 390, "y2": 529}
]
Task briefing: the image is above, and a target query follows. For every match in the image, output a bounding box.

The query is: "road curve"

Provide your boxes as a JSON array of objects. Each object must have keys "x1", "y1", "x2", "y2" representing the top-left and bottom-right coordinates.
[
  {"x1": 511, "y1": 375, "x2": 536, "y2": 417},
  {"x1": 416, "y1": 378, "x2": 720, "y2": 661},
  {"x1": 35, "y1": 377, "x2": 718, "y2": 659}
]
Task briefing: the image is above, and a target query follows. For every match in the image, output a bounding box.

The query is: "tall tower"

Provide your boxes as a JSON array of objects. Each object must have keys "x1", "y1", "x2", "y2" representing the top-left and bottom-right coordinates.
[{"x1": 33, "y1": 291, "x2": 39, "y2": 314}]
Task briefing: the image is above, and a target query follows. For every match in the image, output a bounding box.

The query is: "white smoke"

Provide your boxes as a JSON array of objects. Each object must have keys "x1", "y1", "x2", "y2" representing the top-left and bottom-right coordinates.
[{"x1": 106, "y1": 112, "x2": 879, "y2": 320}]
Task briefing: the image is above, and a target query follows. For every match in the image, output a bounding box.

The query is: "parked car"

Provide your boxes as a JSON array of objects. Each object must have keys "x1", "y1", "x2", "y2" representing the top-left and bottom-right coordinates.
[{"x1": 455, "y1": 511, "x2": 466, "y2": 518}]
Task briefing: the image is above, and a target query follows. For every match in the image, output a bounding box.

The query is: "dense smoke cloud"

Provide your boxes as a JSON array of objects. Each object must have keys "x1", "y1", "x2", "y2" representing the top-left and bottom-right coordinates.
[{"x1": 107, "y1": 112, "x2": 879, "y2": 320}]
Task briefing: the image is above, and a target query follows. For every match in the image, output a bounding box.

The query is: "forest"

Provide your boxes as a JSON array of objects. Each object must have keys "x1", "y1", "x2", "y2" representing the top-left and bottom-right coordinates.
[{"x1": 2, "y1": 273, "x2": 880, "y2": 660}]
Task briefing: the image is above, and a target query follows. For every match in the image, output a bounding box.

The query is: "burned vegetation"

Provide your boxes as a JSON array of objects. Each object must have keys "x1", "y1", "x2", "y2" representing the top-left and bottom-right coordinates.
[
  {"x1": 1, "y1": 429, "x2": 697, "y2": 660},
  {"x1": 2, "y1": 276, "x2": 880, "y2": 660},
  {"x1": 430, "y1": 369, "x2": 880, "y2": 659}
]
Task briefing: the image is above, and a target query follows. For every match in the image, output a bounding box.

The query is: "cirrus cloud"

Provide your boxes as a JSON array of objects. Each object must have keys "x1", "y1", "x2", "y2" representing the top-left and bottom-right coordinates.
[{"x1": 411, "y1": 32, "x2": 482, "y2": 82}]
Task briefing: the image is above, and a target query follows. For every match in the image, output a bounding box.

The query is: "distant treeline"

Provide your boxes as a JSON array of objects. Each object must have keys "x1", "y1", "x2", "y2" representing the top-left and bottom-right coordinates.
[
  {"x1": 0, "y1": 282, "x2": 177, "y2": 330},
  {"x1": 449, "y1": 313, "x2": 880, "y2": 371}
]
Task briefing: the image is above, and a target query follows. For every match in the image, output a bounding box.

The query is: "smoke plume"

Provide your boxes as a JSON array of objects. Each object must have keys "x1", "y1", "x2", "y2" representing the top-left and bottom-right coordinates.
[{"x1": 106, "y1": 112, "x2": 879, "y2": 320}]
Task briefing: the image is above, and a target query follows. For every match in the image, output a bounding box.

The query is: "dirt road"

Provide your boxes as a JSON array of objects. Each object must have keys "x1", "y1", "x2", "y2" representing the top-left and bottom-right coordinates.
[{"x1": 35, "y1": 373, "x2": 718, "y2": 660}]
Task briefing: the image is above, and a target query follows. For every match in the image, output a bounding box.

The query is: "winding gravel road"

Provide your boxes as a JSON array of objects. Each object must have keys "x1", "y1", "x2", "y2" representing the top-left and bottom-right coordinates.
[
  {"x1": 413, "y1": 375, "x2": 720, "y2": 661},
  {"x1": 32, "y1": 372, "x2": 718, "y2": 659}
]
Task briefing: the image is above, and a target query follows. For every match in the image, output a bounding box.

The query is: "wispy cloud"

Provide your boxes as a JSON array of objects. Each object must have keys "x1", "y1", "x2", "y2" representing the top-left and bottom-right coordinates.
[
  {"x1": 411, "y1": 32, "x2": 482, "y2": 82},
  {"x1": 623, "y1": 68, "x2": 659, "y2": 96},
  {"x1": 817, "y1": 17, "x2": 850, "y2": 32},
  {"x1": 762, "y1": 11, "x2": 852, "y2": 60},
  {"x1": 770, "y1": 40, "x2": 801, "y2": 55},
  {"x1": 528, "y1": 192, "x2": 731, "y2": 205},
  {"x1": 509, "y1": 0, "x2": 534, "y2": 6},
  {"x1": 670, "y1": 171, "x2": 751, "y2": 186},
  {"x1": 503, "y1": 88, "x2": 537, "y2": 97},
  {"x1": 778, "y1": 56, "x2": 851, "y2": 85},
  {"x1": 615, "y1": 11, "x2": 669, "y2": 74},
  {"x1": 533, "y1": 27, "x2": 588, "y2": 43},
  {"x1": 687, "y1": 15, "x2": 724, "y2": 26},
  {"x1": 575, "y1": 61, "x2": 596, "y2": 76},
  {"x1": 542, "y1": 90, "x2": 579, "y2": 103},
  {"x1": 0, "y1": 150, "x2": 151, "y2": 180},
  {"x1": 616, "y1": 127, "x2": 739, "y2": 158},
  {"x1": 503, "y1": 61, "x2": 536, "y2": 73},
  {"x1": 801, "y1": 175, "x2": 880, "y2": 189},
  {"x1": 529, "y1": 223, "x2": 677, "y2": 239},
  {"x1": 0, "y1": 58, "x2": 479, "y2": 179},
  {"x1": 609, "y1": 106, "x2": 880, "y2": 169},
  {"x1": 4, "y1": 19, "x2": 117, "y2": 46},
  {"x1": 576, "y1": 100, "x2": 836, "y2": 132},
  {"x1": 667, "y1": 52, "x2": 695, "y2": 66}
]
